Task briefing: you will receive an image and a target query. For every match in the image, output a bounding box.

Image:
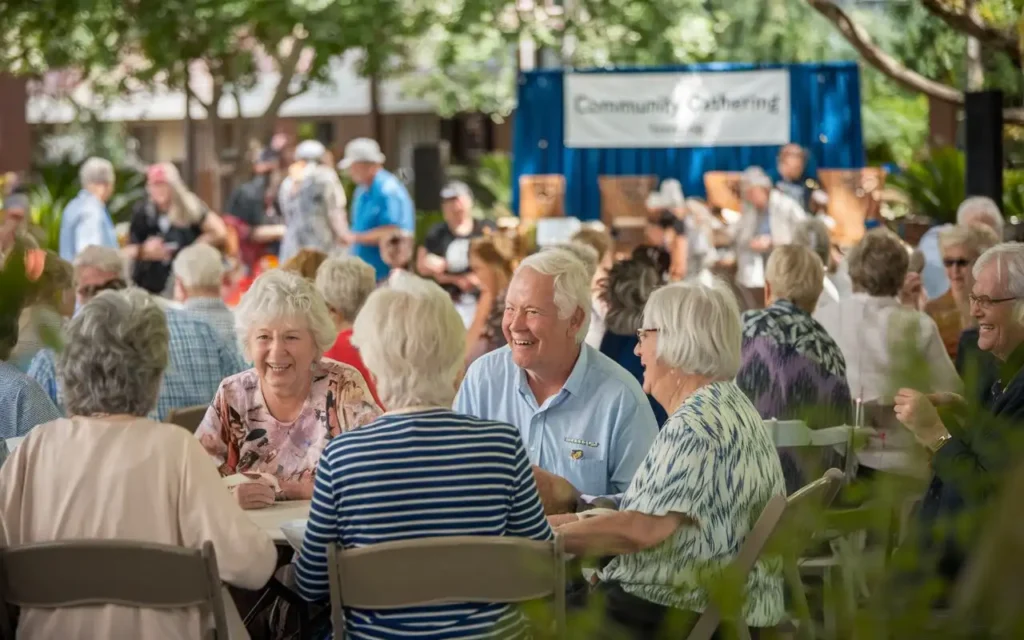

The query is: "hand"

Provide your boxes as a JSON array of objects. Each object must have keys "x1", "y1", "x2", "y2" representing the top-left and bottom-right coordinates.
[
  {"x1": 277, "y1": 479, "x2": 313, "y2": 501},
  {"x1": 894, "y1": 388, "x2": 948, "y2": 450},
  {"x1": 532, "y1": 466, "x2": 581, "y2": 515},
  {"x1": 927, "y1": 391, "x2": 966, "y2": 408},
  {"x1": 340, "y1": 230, "x2": 358, "y2": 246},
  {"x1": 899, "y1": 272, "x2": 925, "y2": 310},
  {"x1": 455, "y1": 274, "x2": 477, "y2": 293},
  {"x1": 234, "y1": 480, "x2": 276, "y2": 510},
  {"x1": 749, "y1": 235, "x2": 772, "y2": 253},
  {"x1": 140, "y1": 237, "x2": 171, "y2": 261},
  {"x1": 547, "y1": 513, "x2": 580, "y2": 528}
]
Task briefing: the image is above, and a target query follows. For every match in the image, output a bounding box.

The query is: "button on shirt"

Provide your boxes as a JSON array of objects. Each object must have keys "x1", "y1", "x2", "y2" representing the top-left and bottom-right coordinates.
[
  {"x1": 59, "y1": 190, "x2": 119, "y2": 262},
  {"x1": 350, "y1": 169, "x2": 415, "y2": 281},
  {"x1": 453, "y1": 344, "x2": 659, "y2": 497}
]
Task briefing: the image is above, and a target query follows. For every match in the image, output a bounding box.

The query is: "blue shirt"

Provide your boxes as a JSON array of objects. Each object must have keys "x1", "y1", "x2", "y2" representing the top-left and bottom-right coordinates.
[
  {"x1": 295, "y1": 408, "x2": 550, "y2": 639},
  {"x1": 0, "y1": 361, "x2": 61, "y2": 439},
  {"x1": 27, "y1": 306, "x2": 245, "y2": 422},
  {"x1": 59, "y1": 190, "x2": 119, "y2": 262},
  {"x1": 919, "y1": 224, "x2": 951, "y2": 301},
  {"x1": 350, "y1": 170, "x2": 415, "y2": 280},
  {"x1": 454, "y1": 344, "x2": 659, "y2": 498}
]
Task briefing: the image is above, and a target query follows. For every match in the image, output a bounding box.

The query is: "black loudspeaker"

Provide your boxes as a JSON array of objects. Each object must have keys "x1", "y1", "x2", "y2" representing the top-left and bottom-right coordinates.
[
  {"x1": 412, "y1": 143, "x2": 450, "y2": 212},
  {"x1": 964, "y1": 90, "x2": 1004, "y2": 207}
]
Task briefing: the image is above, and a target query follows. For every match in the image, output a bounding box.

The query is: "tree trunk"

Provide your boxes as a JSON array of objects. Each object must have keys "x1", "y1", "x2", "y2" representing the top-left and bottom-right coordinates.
[
  {"x1": 253, "y1": 37, "x2": 308, "y2": 146},
  {"x1": 204, "y1": 79, "x2": 225, "y2": 211},
  {"x1": 965, "y1": 0, "x2": 984, "y2": 91},
  {"x1": 183, "y1": 65, "x2": 197, "y2": 189},
  {"x1": 369, "y1": 70, "x2": 383, "y2": 148}
]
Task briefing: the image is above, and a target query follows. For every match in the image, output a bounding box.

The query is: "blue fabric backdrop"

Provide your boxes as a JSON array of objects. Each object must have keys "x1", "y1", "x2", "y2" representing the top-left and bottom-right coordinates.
[{"x1": 511, "y1": 62, "x2": 865, "y2": 221}]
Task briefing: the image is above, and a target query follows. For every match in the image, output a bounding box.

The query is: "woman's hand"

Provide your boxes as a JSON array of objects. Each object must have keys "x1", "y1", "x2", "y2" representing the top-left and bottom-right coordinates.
[
  {"x1": 899, "y1": 272, "x2": 926, "y2": 310},
  {"x1": 894, "y1": 388, "x2": 949, "y2": 450},
  {"x1": 277, "y1": 479, "x2": 314, "y2": 501},
  {"x1": 547, "y1": 513, "x2": 580, "y2": 529},
  {"x1": 234, "y1": 480, "x2": 276, "y2": 510}
]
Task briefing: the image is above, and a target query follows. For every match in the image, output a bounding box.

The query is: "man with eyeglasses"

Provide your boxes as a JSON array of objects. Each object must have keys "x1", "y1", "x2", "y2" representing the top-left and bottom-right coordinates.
[{"x1": 893, "y1": 242, "x2": 1024, "y2": 595}]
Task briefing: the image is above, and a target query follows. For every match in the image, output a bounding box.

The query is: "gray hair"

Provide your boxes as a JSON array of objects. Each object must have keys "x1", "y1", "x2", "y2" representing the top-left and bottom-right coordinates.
[
  {"x1": 314, "y1": 256, "x2": 377, "y2": 322},
  {"x1": 792, "y1": 218, "x2": 832, "y2": 267},
  {"x1": 546, "y1": 241, "x2": 599, "y2": 281},
  {"x1": 939, "y1": 224, "x2": 1001, "y2": 259},
  {"x1": 59, "y1": 289, "x2": 168, "y2": 417},
  {"x1": 601, "y1": 257, "x2": 662, "y2": 335},
  {"x1": 73, "y1": 245, "x2": 125, "y2": 277},
  {"x1": 79, "y1": 157, "x2": 115, "y2": 187},
  {"x1": 974, "y1": 242, "x2": 1024, "y2": 324},
  {"x1": 172, "y1": 243, "x2": 224, "y2": 290},
  {"x1": 517, "y1": 249, "x2": 592, "y2": 342},
  {"x1": 957, "y1": 196, "x2": 1004, "y2": 237},
  {"x1": 642, "y1": 278, "x2": 742, "y2": 379},
  {"x1": 234, "y1": 269, "x2": 337, "y2": 360},
  {"x1": 351, "y1": 273, "x2": 465, "y2": 409}
]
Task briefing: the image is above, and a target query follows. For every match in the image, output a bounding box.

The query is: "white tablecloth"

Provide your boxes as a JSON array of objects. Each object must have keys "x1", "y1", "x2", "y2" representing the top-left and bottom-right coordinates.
[{"x1": 246, "y1": 501, "x2": 310, "y2": 543}]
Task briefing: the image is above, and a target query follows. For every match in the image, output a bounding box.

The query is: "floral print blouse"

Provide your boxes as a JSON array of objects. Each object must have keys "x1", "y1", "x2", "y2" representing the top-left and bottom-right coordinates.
[{"x1": 194, "y1": 359, "x2": 381, "y2": 484}]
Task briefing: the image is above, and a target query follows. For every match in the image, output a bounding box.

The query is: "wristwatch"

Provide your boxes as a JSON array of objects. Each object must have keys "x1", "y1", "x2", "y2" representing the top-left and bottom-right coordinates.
[{"x1": 930, "y1": 432, "x2": 953, "y2": 454}]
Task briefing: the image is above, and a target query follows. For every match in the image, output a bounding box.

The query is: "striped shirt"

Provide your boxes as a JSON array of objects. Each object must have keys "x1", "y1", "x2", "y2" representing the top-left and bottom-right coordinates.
[{"x1": 295, "y1": 409, "x2": 552, "y2": 639}]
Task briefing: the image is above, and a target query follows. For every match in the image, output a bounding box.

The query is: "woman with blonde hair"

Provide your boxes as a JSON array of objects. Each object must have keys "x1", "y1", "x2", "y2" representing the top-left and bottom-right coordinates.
[
  {"x1": 925, "y1": 224, "x2": 1001, "y2": 359},
  {"x1": 282, "y1": 248, "x2": 328, "y2": 281},
  {"x1": 465, "y1": 236, "x2": 515, "y2": 363},
  {"x1": 127, "y1": 162, "x2": 228, "y2": 294}
]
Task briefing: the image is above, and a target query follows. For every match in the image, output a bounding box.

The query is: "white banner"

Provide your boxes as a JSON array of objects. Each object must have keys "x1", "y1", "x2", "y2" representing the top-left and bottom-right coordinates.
[{"x1": 564, "y1": 70, "x2": 791, "y2": 148}]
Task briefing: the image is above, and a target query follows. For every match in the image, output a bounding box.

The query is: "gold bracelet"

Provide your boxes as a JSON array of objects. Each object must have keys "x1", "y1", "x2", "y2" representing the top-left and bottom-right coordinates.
[{"x1": 930, "y1": 433, "x2": 953, "y2": 454}]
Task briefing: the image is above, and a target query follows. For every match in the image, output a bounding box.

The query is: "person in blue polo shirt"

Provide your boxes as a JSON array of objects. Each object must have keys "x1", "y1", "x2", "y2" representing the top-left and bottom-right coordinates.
[{"x1": 337, "y1": 138, "x2": 415, "y2": 281}]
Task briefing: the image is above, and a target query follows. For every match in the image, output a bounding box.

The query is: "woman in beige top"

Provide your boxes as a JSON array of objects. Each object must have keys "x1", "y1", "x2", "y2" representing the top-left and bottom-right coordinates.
[{"x1": 0, "y1": 289, "x2": 277, "y2": 639}]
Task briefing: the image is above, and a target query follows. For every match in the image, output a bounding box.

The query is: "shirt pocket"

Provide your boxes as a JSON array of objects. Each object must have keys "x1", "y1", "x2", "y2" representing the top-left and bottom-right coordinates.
[{"x1": 565, "y1": 457, "x2": 608, "y2": 496}]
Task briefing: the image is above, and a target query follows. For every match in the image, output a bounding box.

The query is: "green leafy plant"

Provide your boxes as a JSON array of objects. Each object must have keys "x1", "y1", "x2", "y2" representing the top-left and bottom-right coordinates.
[
  {"x1": 888, "y1": 147, "x2": 966, "y2": 224},
  {"x1": 1004, "y1": 170, "x2": 1024, "y2": 220},
  {"x1": 28, "y1": 185, "x2": 67, "y2": 253}
]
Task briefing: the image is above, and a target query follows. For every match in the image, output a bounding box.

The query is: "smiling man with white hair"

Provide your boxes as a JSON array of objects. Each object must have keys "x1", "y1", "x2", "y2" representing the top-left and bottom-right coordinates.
[
  {"x1": 455, "y1": 248, "x2": 658, "y2": 512},
  {"x1": 172, "y1": 243, "x2": 234, "y2": 344},
  {"x1": 59, "y1": 157, "x2": 118, "y2": 262}
]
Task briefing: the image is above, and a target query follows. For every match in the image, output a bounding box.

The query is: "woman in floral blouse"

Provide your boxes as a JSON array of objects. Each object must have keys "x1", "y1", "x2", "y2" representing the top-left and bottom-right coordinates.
[{"x1": 195, "y1": 269, "x2": 381, "y2": 510}]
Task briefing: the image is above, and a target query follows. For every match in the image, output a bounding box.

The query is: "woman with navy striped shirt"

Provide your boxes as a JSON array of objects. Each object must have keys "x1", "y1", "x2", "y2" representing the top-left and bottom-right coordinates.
[{"x1": 296, "y1": 272, "x2": 552, "y2": 639}]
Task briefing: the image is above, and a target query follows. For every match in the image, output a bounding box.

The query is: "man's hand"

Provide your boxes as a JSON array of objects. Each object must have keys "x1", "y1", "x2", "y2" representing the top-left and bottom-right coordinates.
[
  {"x1": 339, "y1": 230, "x2": 358, "y2": 246},
  {"x1": 233, "y1": 480, "x2": 276, "y2": 511},
  {"x1": 547, "y1": 513, "x2": 579, "y2": 529},
  {"x1": 532, "y1": 466, "x2": 581, "y2": 515}
]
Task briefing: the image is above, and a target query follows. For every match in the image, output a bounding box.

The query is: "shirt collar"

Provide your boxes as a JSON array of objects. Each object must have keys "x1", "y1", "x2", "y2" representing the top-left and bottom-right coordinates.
[
  {"x1": 515, "y1": 344, "x2": 589, "y2": 400},
  {"x1": 184, "y1": 297, "x2": 227, "y2": 312}
]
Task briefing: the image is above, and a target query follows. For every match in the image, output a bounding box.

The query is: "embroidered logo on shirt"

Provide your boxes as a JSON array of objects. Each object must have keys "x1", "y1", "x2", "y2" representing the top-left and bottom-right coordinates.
[
  {"x1": 570, "y1": 449, "x2": 584, "y2": 460},
  {"x1": 564, "y1": 437, "x2": 599, "y2": 448}
]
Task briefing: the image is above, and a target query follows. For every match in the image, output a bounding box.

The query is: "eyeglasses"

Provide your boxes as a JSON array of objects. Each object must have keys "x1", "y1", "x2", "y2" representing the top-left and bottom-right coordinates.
[
  {"x1": 636, "y1": 328, "x2": 659, "y2": 341},
  {"x1": 76, "y1": 278, "x2": 127, "y2": 299},
  {"x1": 968, "y1": 294, "x2": 1017, "y2": 310},
  {"x1": 943, "y1": 258, "x2": 970, "y2": 268}
]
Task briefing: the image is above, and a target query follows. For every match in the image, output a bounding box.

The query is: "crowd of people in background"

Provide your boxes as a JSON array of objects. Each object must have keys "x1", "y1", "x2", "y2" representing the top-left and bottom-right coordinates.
[{"x1": 1, "y1": 133, "x2": 1023, "y2": 638}]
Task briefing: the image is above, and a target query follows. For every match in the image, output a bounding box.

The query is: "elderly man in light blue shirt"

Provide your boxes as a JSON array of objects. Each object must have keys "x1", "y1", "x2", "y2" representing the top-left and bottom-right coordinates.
[
  {"x1": 919, "y1": 196, "x2": 1005, "y2": 301},
  {"x1": 455, "y1": 248, "x2": 658, "y2": 511},
  {"x1": 58, "y1": 157, "x2": 119, "y2": 262}
]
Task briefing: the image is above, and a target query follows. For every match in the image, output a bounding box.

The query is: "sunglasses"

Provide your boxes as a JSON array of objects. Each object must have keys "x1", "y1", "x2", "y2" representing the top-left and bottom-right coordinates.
[
  {"x1": 76, "y1": 278, "x2": 127, "y2": 299},
  {"x1": 943, "y1": 258, "x2": 970, "y2": 268}
]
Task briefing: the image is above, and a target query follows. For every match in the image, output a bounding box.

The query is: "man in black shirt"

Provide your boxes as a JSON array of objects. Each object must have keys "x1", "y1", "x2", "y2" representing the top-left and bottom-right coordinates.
[{"x1": 417, "y1": 181, "x2": 495, "y2": 297}]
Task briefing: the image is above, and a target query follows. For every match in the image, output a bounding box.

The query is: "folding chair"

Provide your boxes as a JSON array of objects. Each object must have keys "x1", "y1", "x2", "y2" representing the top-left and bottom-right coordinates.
[
  {"x1": 167, "y1": 405, "x2": 210, "y2": 434},
  {"x1": 326, "y1": 535, "x2": 566, "y2": 639},
  {"x1": 0, "y1": 540, "x2": 230, "y2": 640}
]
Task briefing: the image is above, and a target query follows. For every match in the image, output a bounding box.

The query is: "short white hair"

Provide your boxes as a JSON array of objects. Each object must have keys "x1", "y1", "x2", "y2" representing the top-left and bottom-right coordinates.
[
  {"x1": 642, "y1": 278, "x2": 742, "y2": 378},
  {"x1": 957, "y1": 196, "x2": 1004, "y2": 237},
  {"x1": 172, "y1": 243, "x2": 224, "y2": 290},
  {"x1": 73, "y1": 245, "x2": 125, "y2": 277},
  {"x1": 974, "y1": 242, "x2": 1024, "y2": 324},
  {"x1": 314, "y1": 256, "x2": 377, "y2": 321},
  {"x1": 234, "y1": 269, "x2": 337, "y2": 360},
  {"x1": 546, "y1": 242, "x2": 599, "y2": 281},
  {"x1": 517, "y1": 249, "x2": 591, "y2": 343},
  {"x1": 79, "y1": 157, "x2": 115, "y2": 187},
  {"x1": 351, "y1": 273, "x2": 466, "y2": 409}
]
